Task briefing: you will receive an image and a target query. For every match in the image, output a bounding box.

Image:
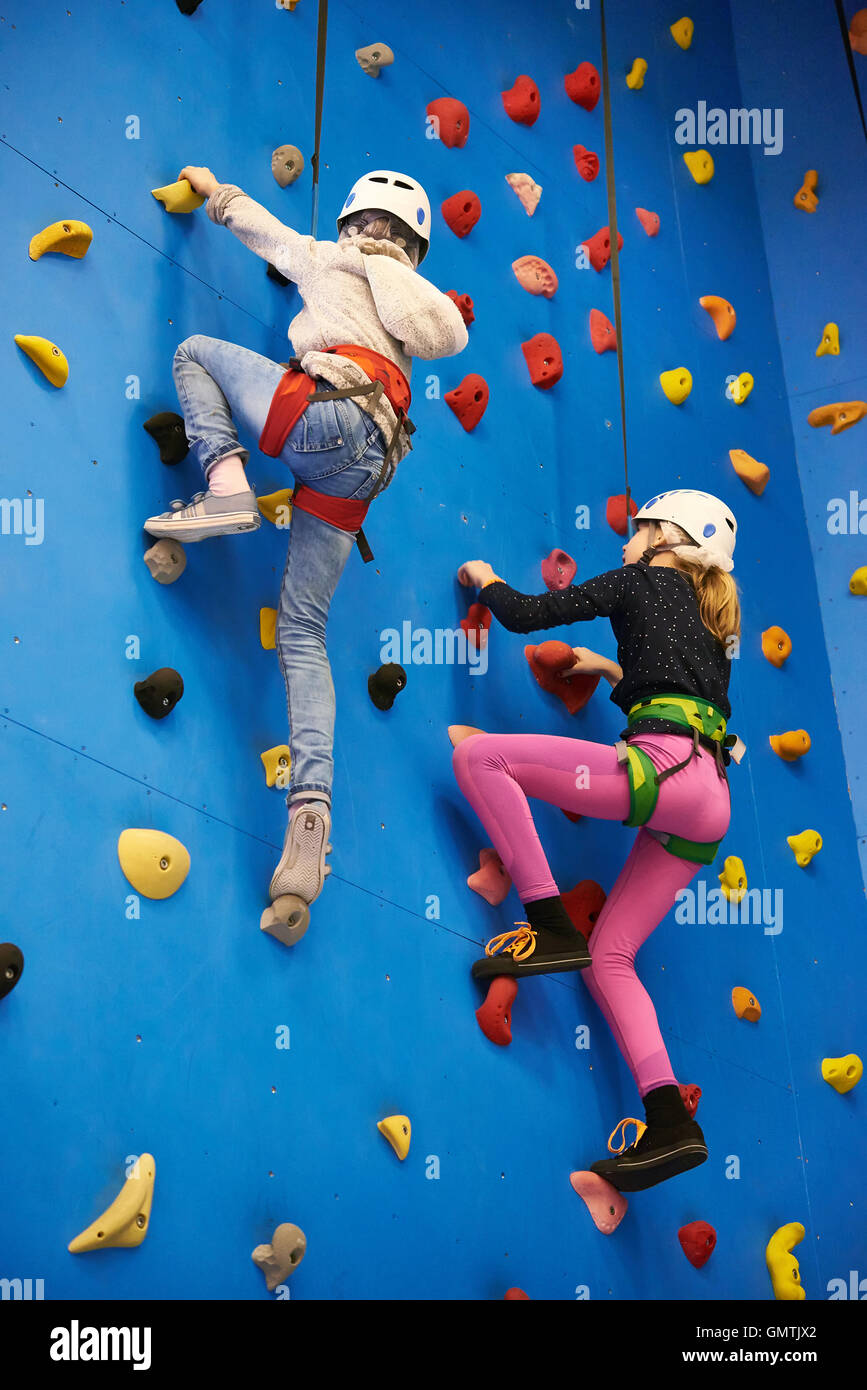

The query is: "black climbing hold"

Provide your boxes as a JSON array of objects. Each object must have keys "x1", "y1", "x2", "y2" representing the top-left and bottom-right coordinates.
[
  {"x1": 143, "y1": 412, "x2": 190, "y2": 465},
  {"x1": 0, "y1": 944, "x2": 24, "y2": 1001},
  {"x1": 267, "y1": 262, "x2": 291, "y2": 287},
  {"x1": 134, "y1": 668, "x2": 185, "y2": 720},
  {"x1": 176, "y1": 0, "x2": 204, "y2": 14},
  {"x1": 368, "y1": 664, "x2": 407, "y2": 711}
]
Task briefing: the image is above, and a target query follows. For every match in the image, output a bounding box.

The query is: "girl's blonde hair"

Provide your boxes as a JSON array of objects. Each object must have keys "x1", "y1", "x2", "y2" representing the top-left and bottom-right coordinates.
[{"x1": 649, "y1": 522, "x2": 741, "y2": 648}]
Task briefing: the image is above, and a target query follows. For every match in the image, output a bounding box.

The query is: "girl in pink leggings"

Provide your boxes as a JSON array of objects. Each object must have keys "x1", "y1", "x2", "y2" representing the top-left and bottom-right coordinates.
[{"x1": 453, "y1": 489, "x2": 742, "y2": 1191}]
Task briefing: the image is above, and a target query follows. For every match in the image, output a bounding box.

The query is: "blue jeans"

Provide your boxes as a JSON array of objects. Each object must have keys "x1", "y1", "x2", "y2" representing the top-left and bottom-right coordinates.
[{"x1": 172, "y1": 334, "x2": 392, "y2": 806}]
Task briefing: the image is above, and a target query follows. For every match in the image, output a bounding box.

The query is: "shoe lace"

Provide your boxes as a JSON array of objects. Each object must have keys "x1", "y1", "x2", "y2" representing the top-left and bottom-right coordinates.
[
  {"x1": 169, "y1": 491, "x2": 206, "y2": 512},
  {"x1": 484, "y1": 921, "x2": 536, "y2": 961},
  {"x1": 607, "y1": 1117, "x2": 648, "y2": 1154}
]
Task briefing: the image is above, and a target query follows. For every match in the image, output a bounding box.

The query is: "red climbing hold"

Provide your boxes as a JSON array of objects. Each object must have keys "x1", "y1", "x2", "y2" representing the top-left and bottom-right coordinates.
[
  {"x1": 606, "y1": 494, "x2": 638, "y2": 536},
  {"x1": 441, "y1": 190, "x2": 481, "y2": 238},
  {"x1": 573, "y1": 145, "x2": 600, "y2": 181},
  {"x1": 476, "y1": 975, "x2": 518, "y2": 1046},
  {"x1": 562, "y1": 809, "x2": 583, "y2": 823},
  {"x1": 460, "y1": 603, "x2": 492, "y2": 650},
  {"x1": 541, "y1": 548, "x2": 577, "y2": 591},
  {"x1": 678, "y1": 1082, "x2": 702, "y2": 1118},
  {"x1": 565, "y1": 62, "x2": 600, "y2": 111},
  {"x1": 521, "y1": 332, "x2": 563, "y2": 389},
  {"x1": 678, "y1": 1221, "x2": 717, "y2": 1269},
  {"x1": 635, "y1": 207, "x2": 660, "y2": 236},
  {"x1": 562, "y1": 880, "x2": 607, "y2": 940},
  {"x1": 525, "y1": 642, "x2": 599, "y2": 714},
  {"x1": 446, "y1": 373, "x2": 489, "y2": 431},
  {"x1": 467, "y1": 846, "x2": 510, "y2": 903},
  {"x1": 582, "y1": 226, "x2": 624, "y2": 272},
  {"x1": 426, "y1": 96, "x2": 470, "y2": 149},
  {"x1": 504, "y1": 1287, "x2": 530, "y2": 1300},
  {"x1": 501, "y1": 75, "x2": 540, "y2": 125},
  {"x1": 445, "y1": 289, "x2": 475, "y2": 325},
  {"x1": 589, "y1": 309, "x2": 617, "y2": 353}
]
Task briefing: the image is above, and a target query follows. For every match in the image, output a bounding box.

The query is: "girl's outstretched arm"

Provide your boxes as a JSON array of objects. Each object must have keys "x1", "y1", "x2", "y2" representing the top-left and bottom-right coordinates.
[
  {"x1": 458, "y1": 559, "x2": 630, "y2": 634},
  {"x1": 187, "y1": 167, "x2": 318, "y2": 284}
]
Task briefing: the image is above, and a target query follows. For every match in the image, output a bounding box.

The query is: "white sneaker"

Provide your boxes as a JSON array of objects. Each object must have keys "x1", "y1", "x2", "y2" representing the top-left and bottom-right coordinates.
[{"x1": 143, "y1": 489, "x2": 261, "y2": 542}]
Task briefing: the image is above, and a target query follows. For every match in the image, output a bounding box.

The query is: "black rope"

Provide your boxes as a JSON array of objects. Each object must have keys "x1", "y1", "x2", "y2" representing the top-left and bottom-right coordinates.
[
  {"x1": 310, "y1": 0, "x2": 329, "y2": 235},
  {"x1": 834, "y1": 0, "x2": 867, "y2": 142}
]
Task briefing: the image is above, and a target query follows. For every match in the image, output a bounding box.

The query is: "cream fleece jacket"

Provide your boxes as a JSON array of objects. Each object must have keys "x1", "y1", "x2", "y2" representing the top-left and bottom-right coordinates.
[{"x1": 206, "y1": 184, "x2": 469, "y2": 464}]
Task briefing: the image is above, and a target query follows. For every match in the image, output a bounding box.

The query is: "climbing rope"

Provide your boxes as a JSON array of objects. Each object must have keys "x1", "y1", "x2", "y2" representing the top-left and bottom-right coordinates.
[{"x1": 310, "y1": 0, "x2": 329, "y2": 236}]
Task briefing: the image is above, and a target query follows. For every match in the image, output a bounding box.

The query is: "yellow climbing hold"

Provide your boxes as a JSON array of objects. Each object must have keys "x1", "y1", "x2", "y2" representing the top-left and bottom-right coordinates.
[
  {"x1": 68, "y1": 1154, "x2": 156, "y2": 1253},
  {"x1": 766, "y1": 1222, "x2": 806, "y2": 1301},
  {"x1": 770, "y1": 730, "x2": 811, "y2": 761},
  {"x1": 821, "y1": 1054, "x2": 863, "y2": 1094},
  {"x1": 683, "y1": 150, "x2": 714, "y2": 184},
  {"x1": 732, "y1": 986, "x2": 761, "y2": 1021},
  {"x1": 787, "y1": 829, "x2": 822, "y2": 867},
  {"x1": 261, "y1": 745, "x2": 292, "y2": 789},
  {"x1": 729, "y1": 448, "x2": 769, "y2": 496},
  {"x1": 260, "y1": 607, "x2": 277, "y2": 650},
  {"x1": 14, "y1": 334, "x2": 69, "y2": 387},
  {"x1": 815, "y1": 322, "x2": 840, "y2": 356},
  {"x1": 850, "y1": 567, "x2": 867, "y2": 595},
  {"x1": 257, "y1": 489, "x2": 293, "y2": 527},
  {"x1": 151, "y1": 179, "x2": 205, "y2": 214},
  {"x1": 670, "y1": 16, "x2": 694, "y2": 48},
  {"x1": 117, "y1": 829, "x2": 190, "y2": 900},
  {"x1": 377, "y1": 1114, "x2": 411, "y2": 1160},
  {"x1": 660, "y1": 367, "x2": 693, "y2": 405},
  {"x1": 730, "y1": 372, "x2": 754, "y2": 405},
  {"x1": 29, "y1": 219, "x2": 93, "y2": 261},
  {"x1": 719, "y1": 856, "x2": 747, "y2": 903},
  {"x1": 626, "y1": 58, "x2": 647, "y2": 89}
]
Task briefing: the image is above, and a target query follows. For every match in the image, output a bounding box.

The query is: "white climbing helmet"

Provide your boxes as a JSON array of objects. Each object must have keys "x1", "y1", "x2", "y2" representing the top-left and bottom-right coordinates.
[
  {"x1": 633, "y1": 489, "x2": 737, "y2": 572},
  {"x1": 336, "y1": 170, "x2": 432, "y2": 263}
]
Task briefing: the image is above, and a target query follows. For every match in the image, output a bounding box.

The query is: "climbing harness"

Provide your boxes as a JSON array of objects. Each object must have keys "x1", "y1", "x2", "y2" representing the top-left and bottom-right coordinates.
[
  {"x1": 607, "y1": 1117, "x2": 647, "y2": 1154},
  {"x1": 258, "y1": 342, "x2": 415, "y2": 563}
]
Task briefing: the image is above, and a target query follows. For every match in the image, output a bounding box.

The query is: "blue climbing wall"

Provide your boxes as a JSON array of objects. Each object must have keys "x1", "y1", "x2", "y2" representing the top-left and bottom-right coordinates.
[{"x1": 1, "y1": 0, "x2": 864, "y2": 1301}]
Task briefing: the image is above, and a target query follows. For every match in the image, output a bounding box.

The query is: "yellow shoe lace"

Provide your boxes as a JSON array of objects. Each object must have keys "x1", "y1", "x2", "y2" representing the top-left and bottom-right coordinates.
[
  {"x1": 607, "y1": 1117, "x2": 648, "y2": 1154},
  {"x1": 484, "y1": 921, "x2": 537, "y2": 961}
]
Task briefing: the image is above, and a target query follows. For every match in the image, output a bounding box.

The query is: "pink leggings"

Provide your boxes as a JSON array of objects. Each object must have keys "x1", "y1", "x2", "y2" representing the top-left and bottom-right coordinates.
[{"x1": 452, "y1": 731, "x2": 731, "y2": 1098}]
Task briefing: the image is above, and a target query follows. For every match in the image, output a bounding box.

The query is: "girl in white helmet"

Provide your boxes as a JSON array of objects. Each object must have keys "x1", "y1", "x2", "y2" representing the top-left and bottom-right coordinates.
[
  {"x1": 453, "y1": 489, "x2": 741, "y2": 1191},
  {"x1": 143, "y1": 166, "x2": 467, "y2": 940}
]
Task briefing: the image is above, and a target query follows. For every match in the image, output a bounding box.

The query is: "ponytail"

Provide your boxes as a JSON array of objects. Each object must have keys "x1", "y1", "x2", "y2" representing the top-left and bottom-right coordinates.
[{"x1": 647, "y1": 522, "x2": 741, "y2": 648}]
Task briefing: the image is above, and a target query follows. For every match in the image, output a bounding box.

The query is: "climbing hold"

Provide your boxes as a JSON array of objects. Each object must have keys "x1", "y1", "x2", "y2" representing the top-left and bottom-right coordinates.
[
  {"x1": 468, "y1": 848, "x2": 511, "y2": 905},
  {"x1": 573, "y1": 145, "x2": 600, "y2": 182},
  {"x1": 355, "y1": 42, "x2": 394, "y2": 77},
  {"x1": 769, "y1": 730, "x2": 811, "y2": 761},
  {"x1": 851, "y1": 8, "x2": 867, "y2": 52},
  {"x1": 445, "y1": 374, "x2": 489, "y2": 431},
  {"x1": 718, "y1": 856, "x2": 747, "y2": 903},
  {"x1": 732, "y1": 986, "x2": 761, "y2": 1022},
  {"x1": 14, "y1": 334, "x2": 68, "y2": 387},
  {"x1": 504, "y1": 1288, "x2": 530, "y2": 1300},
  {"x1": 625, "y1": 58, "x2": 647, "y2": 89},
  {"x1": 426, "y1": 97, "x2": 470, "y2": 148},
  {"x1": 144, "y1": 539, "x2": 186, "y2": 584},
  {"x1": 252, "y1": 1223, "x2": 307, "y2": 1291},
  {"x1": 699, "y1": 295, "x2": 736, "y2": 340},
  {"x1": 525, "y1": 642, "x2": 599, "y2": 714},
  {"x1": 521, "y1": 333, "x2": 563, "y2": 389},
  {"x1": 562, "y1": 881, "x2": 606, "y2": 940},
  {"x1": 447, "y1": 724, "x2": 487, "y2": 748},
  {"x1": 28, "y1": 219, "x2": 93, "y2": 261},
  {"x1": 134, "y1": 668, "x2": 184, "y2": 720},
  {"x1": 562, "y1": 809, "x2": 582, "y2": 824},
  {"x1": 787, "y1": 829, "x2": 822, "y2": 867},
  {"x1": 0, "y1": 944, "x2": 24, "y2": 1001},
  {"x1": 761, "y1": 626, "x2": 791, "y2": 666},
  {"x1": 117, "y1": 829, "x2": 190, "y2": 900},
  {"x1": 606, "y1": 494, "x2": 638, "y2": 536},
  {"x1": 260, "y1": 896, "x2": 310, "y2": 949},
  {"x1": 582, "y1": 226, "x2": 624, "y2": 272},
  {"x1": 766, "y1": 1222, "x2": 806, "y2": 1301},
  {"x1": 589, "y1": 309, "x2": 617, "y2": 354},
  {"x1": 68, "y1": 1154, "x2": 156, "y2": 1253},
  {"x1": 821, "y1": 1054, "x2": 863, "y2": 1094},
  {"x1": 445, "y1": 290, "x2": 475, "y2": 324},
  {"x1": 261, "y1": 745, "x2": 292, "y2": 789},
  {"x1": 670, "y1": 16, "x2": 694, "y2": 48},
  {"x1": 260, "y1": 607, "x2": 277, "y2": 650},
  {"x1": 659, "y1": 368, "x2": 692, "y2": 405},
  {"x1": 257, "y1": 488, "x2": 293, "y2": 527},
  {"x1": 512, "y1": 255, "x2": 558, "y2": 298},
  {"x1": 569, "y1": 1171, "x2": 628, "y2": 1235},
  {"x1": 683, "y1": 150, "x2": 714, "y2": 184},
  {"x1": 151, "y1": 179, "x2": 204, "y2": 214},
  {"x1": 505, "y1": 172, "x2": 542, "y2": 216},
  {"x1": 271, "y1": 145, "x2": 305, "y2": 187},
  {"x1": 475, "y1": 974, "x2": 518, "y2": 1046},
  {"x1": 793, "y1": 170, "x2": 818, "y2": 212},
  {"x1": 460, "y1": 603, "x2": 492, "y2": 650},
  {"x1": 807, "y1": 400, "x2": 866, "y2": 434},
  {"x1": 541, "y1": 549, "x2": 577, "y2": 591},
  {"x1": 377, "y1": 1115, "x2": 411, "y2": 1160},
  {"x1": 500, "y1": 75, "x2": 540, "y2": 126},
  {"x1": 678, "y1": 1222, "x2": 716, "y2": 1269},
  {"x1": 267, "y1": 262, "x2": 290, "y2": 286},
  {"x1": 565, "y1": 62, "x2": 600, "y2": 111},
  {"x1": 730, "y1": 371, "x2": 754, "y2": 405},
  {"x1": 679, "y1": 1082, "x2": 702, "y2": 1118},
  {"x1": 176, "y1": 0, "x2": 204, "y2": 11},
  {"x1": 368, "y1": 663, "x2": 406, "y2": 710},
  {"x1": 635, "y1": 207, "x2": 660, "y2": 236},
  {"x1": 728, "y1": 448, "x2": 769, "y2": 495},
  {"x1": 815, "y1": 322, "x2": 840, "y2": 356},
  {"x1": 850, "y1": 567, "x2": 867, "y2": 595},
  {"x1": 441, "y1": 190, "x2": 481, "y2": 238},
  {"x1": 143, "y1": 411, "x2": 189, "y2": 465}
]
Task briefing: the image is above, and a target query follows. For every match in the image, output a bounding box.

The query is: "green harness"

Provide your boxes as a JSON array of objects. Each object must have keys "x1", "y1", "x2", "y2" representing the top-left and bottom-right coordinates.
[{"x1": 617, "y1": 695, "x2": 738, "y2": 865}]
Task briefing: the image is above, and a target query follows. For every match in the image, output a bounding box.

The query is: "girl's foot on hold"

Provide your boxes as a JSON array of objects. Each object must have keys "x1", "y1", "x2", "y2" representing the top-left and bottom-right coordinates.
[
  {"x1": 590, "y1": 1093, "x2": 708, "y2": 1192},
  {"x1": 471, "y1": 919, "x2": 592, "y2": 980},
  {"x1": 260, "y1": 801, "x2": 332, "y2": 948},
  {"x1": 143, "y1": 488, "x2": 260, "y2": 542}
]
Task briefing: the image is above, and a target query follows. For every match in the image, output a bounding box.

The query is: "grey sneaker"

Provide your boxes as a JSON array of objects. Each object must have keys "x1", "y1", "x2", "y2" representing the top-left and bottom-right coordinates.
[
  {"x1": 260, "y1": 802, "x2": 332, "y2": 949},
  {"x1": 143, "y1": 489, "x2": 260, "y2": 542}
]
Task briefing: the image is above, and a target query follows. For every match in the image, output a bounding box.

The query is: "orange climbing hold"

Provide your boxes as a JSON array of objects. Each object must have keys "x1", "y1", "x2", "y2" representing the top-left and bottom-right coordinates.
[
  {"x1": 700, "y1": 295, "x2": 736, "y2": 340},
  {"x1": 589, "y1": 309, "x2": 617, "y2": 353},
  {"x1": 851, "y1": 9, "x2": 867, "y2": 53},
  {"x1": 769, "y1": 730, "x2": 811, "y2": 761},
  {"x1": 761, "y1": 626, "x2": 791, "y2": 667},
  {"x1": 794, "y1": 170, "x2": 818, "y2": 212},
  {"x1": 635, "y1": 207, "x2": 659, "y2": 236},
  {"x1": 807, "y1": 400, "x2": 866, "y2": 435},
  {"x1": 732, "y1": 986, "x2": 761, "y2": 1022},
  {"x1": 729, "y1": 448, "x2": 769, "y2": 496}
]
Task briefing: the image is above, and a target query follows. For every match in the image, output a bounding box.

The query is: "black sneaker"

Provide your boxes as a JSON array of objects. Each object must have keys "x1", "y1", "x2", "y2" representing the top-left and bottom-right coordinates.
[
  {"x1": 590, "y1": 1115, "x2": 708, "y2": 1192},
  {"x1": 471, "y1": 921, "x2": 591, "y2": 981}
]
